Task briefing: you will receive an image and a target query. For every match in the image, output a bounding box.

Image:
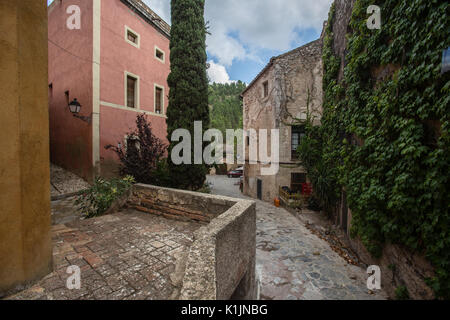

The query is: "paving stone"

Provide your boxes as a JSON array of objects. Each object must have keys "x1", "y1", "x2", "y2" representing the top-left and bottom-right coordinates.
[
  {"x1": 149, "y1": 241, "x2": 165, "y2": 249},
  {"x1": 207, "y1": 175, "x2": 389, "y2": 301},
  {"x1": 7, "y1": 209, "x2": 199, "y2": 300}
]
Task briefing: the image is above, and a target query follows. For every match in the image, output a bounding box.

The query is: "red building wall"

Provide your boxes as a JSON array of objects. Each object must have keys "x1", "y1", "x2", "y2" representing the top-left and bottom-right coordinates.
[
  {"x1": 99, "y1": 0, "x2": 170, "y2": 177},
  {"x1": 48, "y1": 0, "x2": 170, "y2": 180},
  {"x1": 48, "y1": 0, "x2": 94, "y2": 181}
]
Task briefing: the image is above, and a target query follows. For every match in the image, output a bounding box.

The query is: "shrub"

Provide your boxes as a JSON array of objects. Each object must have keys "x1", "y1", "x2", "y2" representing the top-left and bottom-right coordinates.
[
  {"x1": 75, "y1": 176, "x2": 135, "y2": 218},
  {"x1": 105, "y1": 114, "x2": 168, "y2": 186}
]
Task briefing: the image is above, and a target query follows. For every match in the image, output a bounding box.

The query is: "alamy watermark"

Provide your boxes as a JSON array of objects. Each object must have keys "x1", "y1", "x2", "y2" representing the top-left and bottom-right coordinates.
[
  {"x1": 66, "y1": 5, "x2": 81, "y2": 30},
  {"x1": 367, "y1": 265, "x2": 381, "y2": 290},
  {"x1": 66, "y1": 265, "x2": 81, "y2": 290},
  {"x1": 367, "y1": 5, "x2": 381, "y2": 30},
  {"x1": 171, "y1": 122, "x2": 280, "y2": 176}
]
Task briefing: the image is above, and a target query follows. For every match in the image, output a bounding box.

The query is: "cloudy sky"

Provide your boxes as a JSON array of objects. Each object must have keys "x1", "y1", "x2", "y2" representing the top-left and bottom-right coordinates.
[{"x1": 49, "y1": 0, "x2": 333, "y2": 84}]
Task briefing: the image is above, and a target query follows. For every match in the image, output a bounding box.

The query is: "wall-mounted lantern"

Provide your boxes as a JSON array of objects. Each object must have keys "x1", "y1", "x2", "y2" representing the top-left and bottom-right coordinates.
[
  {"x1": 68, "y1": 98, "x2": 91, "y2": 124},
  {"x1": 68, "y1": 98, "x2": 81, "y2": 113}
]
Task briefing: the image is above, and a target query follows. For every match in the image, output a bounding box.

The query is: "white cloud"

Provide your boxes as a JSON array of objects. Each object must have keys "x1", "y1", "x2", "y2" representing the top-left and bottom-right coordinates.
[
  {"x1": 144, "y1": 0, "x2": 333, "y2": 66},
  {"x1": 207, "y1": 61, "x2": 232, "y2": 84},
  {"x1": 205, "y1": 0, "x2": 333, "y2": 66},
  {"x1": 143, "y1": 0, "x2": 171, "y2": 23}
]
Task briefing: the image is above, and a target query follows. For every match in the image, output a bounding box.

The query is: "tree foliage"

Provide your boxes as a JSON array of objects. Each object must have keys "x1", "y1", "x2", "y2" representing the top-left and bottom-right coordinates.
[
  {"x1": 208, "y1": 81, "x2": 246, "y2": 134},
  {"x1": 299, "y1": 0, "x2": 450, "y2": 298},
  {"x1": 166, "y1": 0, "x2": 210, "y2": 190}
]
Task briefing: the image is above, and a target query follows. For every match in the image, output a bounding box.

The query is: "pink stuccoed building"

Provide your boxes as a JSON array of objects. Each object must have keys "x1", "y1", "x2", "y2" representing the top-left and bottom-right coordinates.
[{"x1": 48, "y1": 0, "x2": 170, "y2": 181}]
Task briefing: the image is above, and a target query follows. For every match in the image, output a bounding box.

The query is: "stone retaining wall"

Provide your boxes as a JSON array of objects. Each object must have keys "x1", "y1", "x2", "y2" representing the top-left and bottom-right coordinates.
[{"x1": 127, "y1": 184, "x2": 257, "y2": 300}]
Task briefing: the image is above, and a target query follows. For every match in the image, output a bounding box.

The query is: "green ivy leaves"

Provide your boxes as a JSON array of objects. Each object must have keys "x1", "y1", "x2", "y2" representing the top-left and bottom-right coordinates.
[{"x1": 303, "y1": 0, "x2": 450, "y2": 298}]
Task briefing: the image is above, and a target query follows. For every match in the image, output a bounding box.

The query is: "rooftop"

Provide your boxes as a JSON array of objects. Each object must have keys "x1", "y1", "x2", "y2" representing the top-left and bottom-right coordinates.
[
  {"x1": 122, "y1": 0, "x2": 171, "y2": 38},
  {"x1": 241, "y1": 38, "x2": 323, "y2": 96}
]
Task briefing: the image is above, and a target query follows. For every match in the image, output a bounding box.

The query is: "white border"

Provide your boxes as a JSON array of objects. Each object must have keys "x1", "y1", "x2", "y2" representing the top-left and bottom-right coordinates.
[
  {"x1": 154, "y1": 45, "x2": 165, "y2": 63},
  {"x1": 100, "y1": 101, "x2": 167, "y2": 118},
  {"x1": 125, "y1": 25, "x2": 140, "y2": 48},
  {"x1": 124, "y1": 71, "x2": 140, "y2": 109}
]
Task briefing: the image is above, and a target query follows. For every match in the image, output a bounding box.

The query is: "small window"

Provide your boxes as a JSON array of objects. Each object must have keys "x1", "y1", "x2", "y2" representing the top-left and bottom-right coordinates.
[
  {"x1": 291, "y1": 126, "x2": 305, "y2": 159},
  {"x1": 49, "y1": 83, "x2": 53, "y2": 97},
  {"x1": 291, "y1": 173, "x2": 307, "y2": 194},
  {"x1": 155, "y1": 86, "x2": 163, "y2": 114},
  {"x1": 263, "y1": 81, "x2": 269, "y2": 98},
  {"x1": 126, "y1": 76, "x2": 137, "y2": 108},
  {"x1": 155, "y1": 47, "x2": 165, "y2": 62},
  {"x1": 125, "y1": 26, "x2": 140, "y2": 48},
  {"x1": 127, "y1": 31, "x2": 137, "y2": 44}
]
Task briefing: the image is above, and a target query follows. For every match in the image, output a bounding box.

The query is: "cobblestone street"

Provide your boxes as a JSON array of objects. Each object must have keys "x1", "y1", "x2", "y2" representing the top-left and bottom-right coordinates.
[
  {"x1": 7, "y1": 209, "x2": 200, "y2": 300},
  {"x1": 207, "y1": 175, "x2": 388, "y2": 300}
]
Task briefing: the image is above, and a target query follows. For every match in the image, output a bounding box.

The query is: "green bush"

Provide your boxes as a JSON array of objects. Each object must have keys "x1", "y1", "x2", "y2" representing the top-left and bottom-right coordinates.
[
  {"x1": 197, "y1": 182, "x2": 212, "y2": 194},
  {"x1": 75, "y1": 176, "x2": 135, "y2": 218}
]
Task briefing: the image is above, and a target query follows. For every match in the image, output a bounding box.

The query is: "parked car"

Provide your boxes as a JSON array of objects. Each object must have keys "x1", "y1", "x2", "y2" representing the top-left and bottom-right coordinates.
[{"x1": 227, "y1": 167, "x2": 243, "y2": 178}]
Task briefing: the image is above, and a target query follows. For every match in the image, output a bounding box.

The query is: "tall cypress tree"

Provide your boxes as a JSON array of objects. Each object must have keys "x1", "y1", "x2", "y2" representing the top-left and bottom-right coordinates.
[{"x1": 166, "y1": 0, "x2": 210, "y2": 190}]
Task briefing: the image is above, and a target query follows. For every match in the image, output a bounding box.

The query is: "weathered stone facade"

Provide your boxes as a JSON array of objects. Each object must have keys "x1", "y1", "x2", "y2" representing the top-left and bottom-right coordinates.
[{"x1": 242, "y1": 38, "x2": 324, "y2": 202}]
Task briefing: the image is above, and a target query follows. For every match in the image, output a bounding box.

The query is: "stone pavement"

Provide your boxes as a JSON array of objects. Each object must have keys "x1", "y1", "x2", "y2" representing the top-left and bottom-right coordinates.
[
  {"x1": 51, "y1": 196, "x2": 81, "y2": 225},
  {"x1": 6, "y1": 209, "x2": 200, "y2": 300},
  {"x1": 207, "y1": 175, "x2": 388, "y2": 300},
  {"x1": 50, "y1": 164, "x2": 90, "y2": 197}
]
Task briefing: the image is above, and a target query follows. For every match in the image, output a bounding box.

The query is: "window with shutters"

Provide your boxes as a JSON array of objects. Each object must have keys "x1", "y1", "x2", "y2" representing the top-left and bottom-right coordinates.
[
  {"x1": 155, "y1": 85, "x2": 163, "y2": 114},
  {"x1": 291, "y1": 125, "x2": 305, "y2": 160},
  {"x1": 126, "y1": 75, "x2": 137, "y2": 108}
]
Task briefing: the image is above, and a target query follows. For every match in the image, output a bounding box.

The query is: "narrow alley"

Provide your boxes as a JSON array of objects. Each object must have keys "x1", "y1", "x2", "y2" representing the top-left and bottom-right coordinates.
[{"x1": 207, "y1": 175, "x2": 388, "y2": 300}]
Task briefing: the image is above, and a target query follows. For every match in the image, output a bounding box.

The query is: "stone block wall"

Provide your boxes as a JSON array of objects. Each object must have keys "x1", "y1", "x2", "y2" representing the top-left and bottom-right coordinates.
[
  {"x1": 129, "y1": 184, "x2": 235, "y2": 223},
  {"x1": 125, "y1": 184, "x2": 257, "y2": 300}
]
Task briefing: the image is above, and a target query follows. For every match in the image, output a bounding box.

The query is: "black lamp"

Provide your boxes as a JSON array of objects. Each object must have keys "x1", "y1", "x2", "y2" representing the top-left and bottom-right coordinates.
[
  {"x1": 68, "y1": 98, "x2": 91, "y2": 124},
  {"x1": 68, "y1": 98, "x2": 81, "y2": 114}
]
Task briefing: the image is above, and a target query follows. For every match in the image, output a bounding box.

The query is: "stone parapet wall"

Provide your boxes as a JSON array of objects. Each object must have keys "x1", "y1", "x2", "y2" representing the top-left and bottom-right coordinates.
[
  {"x1": 126, "y1": 184, "x2": 257, "y2": 300},
  {"x1": 129, "y1": 184, "x2": 235, "y2": 223}
]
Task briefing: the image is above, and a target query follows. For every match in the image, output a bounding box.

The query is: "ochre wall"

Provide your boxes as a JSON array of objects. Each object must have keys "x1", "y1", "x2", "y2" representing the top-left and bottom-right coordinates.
[{"x1": 0, "y1": 0, "x2": 53, "y2": 296}]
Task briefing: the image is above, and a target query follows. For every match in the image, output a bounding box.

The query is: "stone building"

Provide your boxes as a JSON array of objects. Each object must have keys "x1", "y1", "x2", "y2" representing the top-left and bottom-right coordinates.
[
  {"x1": 48, "y1": 0, "x2": 171, "y2": 181},
  {"x1": 241, "y1": 36, "x2": 324, "y2": 202}
]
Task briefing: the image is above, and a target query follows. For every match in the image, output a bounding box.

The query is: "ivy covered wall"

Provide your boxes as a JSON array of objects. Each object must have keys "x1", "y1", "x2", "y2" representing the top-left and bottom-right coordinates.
[{"x1": 299, "y1": 0, "x2": 450, "y2": 298}]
